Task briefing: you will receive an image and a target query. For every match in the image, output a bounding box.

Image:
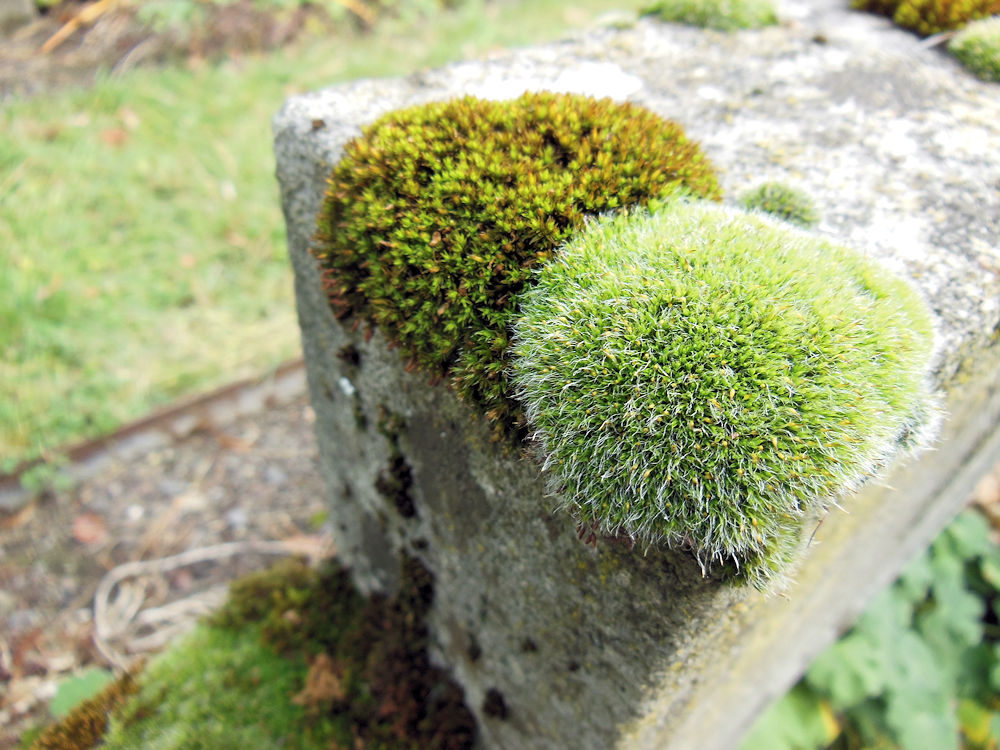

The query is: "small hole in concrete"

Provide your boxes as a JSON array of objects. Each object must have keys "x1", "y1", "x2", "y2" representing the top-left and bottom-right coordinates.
[{"x1": 482, "y1": 688, "x2": 508, "y2": 720}]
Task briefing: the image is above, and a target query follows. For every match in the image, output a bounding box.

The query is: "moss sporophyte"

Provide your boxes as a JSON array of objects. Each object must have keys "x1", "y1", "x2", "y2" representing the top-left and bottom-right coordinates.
[
  {"x1": 313, "y1": 92, "x2": 721, "y2": 439},
  {"x1": 511, "y1": 204, "x2": 937, "y2": 589}
]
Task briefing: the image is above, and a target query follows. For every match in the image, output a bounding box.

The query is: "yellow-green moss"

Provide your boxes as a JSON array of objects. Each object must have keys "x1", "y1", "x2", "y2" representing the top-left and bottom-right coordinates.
[
  {"x1": 314, "y1": 92, "x2": 720, "y2": 439},
  {"x1": 642, "y1": 0, "x2": 778, "y2": 30},
  {"x1": 853, "y1": 0, "x2": 1000, "y2": 35},
  {"x1": 739, "y1": 182, "x2": 819, "y2": 228}
]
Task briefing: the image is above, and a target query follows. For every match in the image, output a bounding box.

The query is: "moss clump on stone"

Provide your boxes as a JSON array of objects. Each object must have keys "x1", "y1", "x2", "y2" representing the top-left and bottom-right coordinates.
[
  {"x1": 739, "y1": 182, "x2": 819, "y2": 228},
  {"x1": 853, "y1": 0, "x2": 1000, "y2": 35},
  {"x1": 511, "y1": 203, "x2": 937, "y2": 589},
  {"x1": 641, "y1": 0, "x2": 778, "y2": 30},
  {"x1": 949, "y1": 16, "x2": 1000, "y2": 80},
  {"x1": 314, "y1": 92, "x2": 720, "y2": 438}
]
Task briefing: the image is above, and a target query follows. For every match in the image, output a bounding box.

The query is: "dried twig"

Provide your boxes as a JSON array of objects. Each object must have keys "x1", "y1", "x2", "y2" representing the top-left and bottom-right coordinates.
[
  {"x1": 40, "y1": 0, "x2": 118, "y2": 55},
  {"x1": 93, "y1": 538, "x2": 332, "y2": 668}
]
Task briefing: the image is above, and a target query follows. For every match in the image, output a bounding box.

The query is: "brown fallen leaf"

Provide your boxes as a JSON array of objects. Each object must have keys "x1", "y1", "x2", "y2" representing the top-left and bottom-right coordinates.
[
  {"x1": 72, "y1": 512, "x2": 108, "y2": 545},
  {"x1": 0, "y1": 501, "x2": 36, "y2": 531},
  {"x1": 292, "y1": 652, "x2": 346, "y2": 709},
  {"x1": 100, "y1": 128, "x2": 129, "y2": 147}
]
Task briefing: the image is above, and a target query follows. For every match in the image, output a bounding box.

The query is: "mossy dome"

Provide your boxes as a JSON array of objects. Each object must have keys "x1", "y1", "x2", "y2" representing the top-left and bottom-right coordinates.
[
  {"x1": 314, "y1": 92, "x2": 720, "y2": 437},
  {"x1": 949, "y1": 16, "x2": 1000, "y2": 81},
  {"x1": 511, "y1": 202, "x2": 937, "y2": 588},
  {"x1": 852, "y1": 0, "x2": 1000, "y2": 36}
]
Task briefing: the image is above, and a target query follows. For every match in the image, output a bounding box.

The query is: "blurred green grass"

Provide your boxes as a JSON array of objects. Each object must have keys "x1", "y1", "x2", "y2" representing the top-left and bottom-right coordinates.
[{"x1": 0, "y1": 0, "x2": 641, "y2": 467}]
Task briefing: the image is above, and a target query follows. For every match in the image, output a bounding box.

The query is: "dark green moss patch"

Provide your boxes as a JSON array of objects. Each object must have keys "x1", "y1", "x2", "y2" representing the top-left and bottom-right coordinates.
[{"x1": 314, "y1": 92, "x2": 720, "y2": 440}]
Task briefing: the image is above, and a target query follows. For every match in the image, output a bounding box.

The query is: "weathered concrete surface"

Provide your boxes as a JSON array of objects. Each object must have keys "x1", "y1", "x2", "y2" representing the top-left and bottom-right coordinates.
[{"x1": 274, "y1": 3, "x2": 1000, "y2": 748}]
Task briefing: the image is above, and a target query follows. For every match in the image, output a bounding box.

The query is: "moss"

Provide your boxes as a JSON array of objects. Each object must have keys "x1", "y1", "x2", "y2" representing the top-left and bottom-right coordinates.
[
  {"x1": 106, "y1": 557, "x2": 475, "y2": 750},
  {"x1": 511, "y1": 203, "x2": 937, "y2": 589},
  {"x1": 206, "y1": 557, "x2": 365, "y2": 656},
  {"x1": 853, "y1": 0, "x2": 1000, "y2": 35},
  {"x1": 949, "y1": 16, "x2": 1000, "y2": 80},
  {"x1": 739, "y1": 182, "x2": 819, "y2": 228},
  {"x1": 641, "y1": 0, "x2": 778, "y2": 30},
  {"x1": 100, "y1": 625, "x2": 333, "y2": 750},
  {"x1": 37, "y1": 556, "x2": 475, "y2": 749},
  {"x1": 29, "y1": 671, "x2": 139, "y2": 750},
  {"x1": 314, "y1": 92, "x2": 720, "y2": 440}
]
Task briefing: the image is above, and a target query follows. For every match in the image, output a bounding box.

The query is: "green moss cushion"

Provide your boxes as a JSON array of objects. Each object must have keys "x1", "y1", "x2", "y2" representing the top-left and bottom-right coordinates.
[
  {"x1": 314, "y1": 92, "x2": 720, "y2": 437},
  {"x1": 853, "y1": 0, "x2": 1000, "y2": 36},
  {"x1": 511, "y1": 203, "x2": 936, "y2": 588},
  {"x1": 739, "y1": 182, "x2": 819, "y2": 228},
  {"x1": 642, "y1": 0, "x2": 778, "y2": 31},
  {"x1": 949, "y1": 16, "x2": 1000, "y2": 81}
]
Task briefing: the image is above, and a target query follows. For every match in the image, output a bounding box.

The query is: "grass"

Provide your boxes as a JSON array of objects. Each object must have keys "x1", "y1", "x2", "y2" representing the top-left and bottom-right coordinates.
[{"x1": 0, "y1": 0, "x2": 645, "y2": 468}]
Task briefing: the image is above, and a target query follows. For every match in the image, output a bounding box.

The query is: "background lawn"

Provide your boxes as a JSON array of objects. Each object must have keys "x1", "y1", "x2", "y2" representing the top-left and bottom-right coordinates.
[{"x1": 0, "y1": 0, "x2": 642, "y2": 468}]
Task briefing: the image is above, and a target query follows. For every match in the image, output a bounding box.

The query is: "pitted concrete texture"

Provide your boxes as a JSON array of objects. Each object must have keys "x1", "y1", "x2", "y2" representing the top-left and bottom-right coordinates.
[{"x1": 274, "y1": 4, "x2": 1000, "y2": 748}]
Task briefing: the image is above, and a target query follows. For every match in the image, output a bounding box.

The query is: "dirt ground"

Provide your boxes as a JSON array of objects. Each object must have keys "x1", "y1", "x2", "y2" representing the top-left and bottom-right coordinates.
[
  {"x1": 0, "y1": 393, "x2": 333, "y2": 747},
  {"x1": 0, "y1": 0, "x2": 342, "y2": 100}
]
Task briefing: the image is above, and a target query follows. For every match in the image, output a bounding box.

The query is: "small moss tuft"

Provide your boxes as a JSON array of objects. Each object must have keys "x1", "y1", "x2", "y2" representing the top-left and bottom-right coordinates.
[
  {"x1": 314, "y1": 92, "x2": 720, "y2": 439},
  {"x1": 739, "y1": 182, "x2": 819, "y2": 228},
  {"x1": 852, "y1": 0, "x2": 1000, "y2": 36},
  {"x1": 30, "y1": 672, "x2": 140, "y2": 750},
  {"x1": 511, "y1": 203, "x2": 937, "y2": 589},
  {"x1": 641, "y1": 0, "x2": 778, "y2": 30},
  {"x1": 949, "y1": 16, "x2": 1000, "y2": 80}
]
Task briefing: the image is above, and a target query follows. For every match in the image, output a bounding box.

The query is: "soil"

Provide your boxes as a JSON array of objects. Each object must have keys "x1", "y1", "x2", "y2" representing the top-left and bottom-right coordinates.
[
  {"x1": 0, "y1": 0, "x2": 346, "y2": 100},
  {"x1": 0, "y1": 394, "x2": 332, "y2": 747}
]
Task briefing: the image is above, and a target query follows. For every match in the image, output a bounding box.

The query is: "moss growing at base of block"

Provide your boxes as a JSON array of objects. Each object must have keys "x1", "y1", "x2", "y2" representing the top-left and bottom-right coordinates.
[
  {"x1": 949, "y1": 17, "x2": 1000, "y2": 81},
  {"x1": 641, "y1": 0, "x2": 778, "y2": 30},
  {"x1": 100, "y1": 625, "x2": 328, "y2": 750},
  {"x1": 34, "y1": 557, "x2": 475, "y2": 749},
  {"x1": 739, "y1": 182, "x2": 819, "y2": 228},
  {"x1": 314, "y1": 92, "x2": 720, "y2": 439},
  {"x1": 511, "y1": 203, "x2": 937, "y2": 589},
  {"x1": 852, "y1": 0, "x2": 1000, "y2": 36}
]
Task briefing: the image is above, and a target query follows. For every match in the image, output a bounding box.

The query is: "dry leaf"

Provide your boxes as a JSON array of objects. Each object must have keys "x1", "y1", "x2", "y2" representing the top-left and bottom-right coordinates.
[
  {"x1": 100, "y1": 128, "x2": 128, "y2": 147},
  {"x1": 72, "y1": 513, "x2": 108, "y2": 545},
  {"x1": 0, "y1": 502, "x2": 36, "y2": 531},
  {"x1": 292, "y1": 652, "x2": 345, "y2": 709}
]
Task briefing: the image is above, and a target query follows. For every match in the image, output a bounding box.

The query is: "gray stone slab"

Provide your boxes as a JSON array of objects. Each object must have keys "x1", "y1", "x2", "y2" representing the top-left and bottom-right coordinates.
[{"x1": 274, "y1": 5, "x2": 1000, "y2": 748}]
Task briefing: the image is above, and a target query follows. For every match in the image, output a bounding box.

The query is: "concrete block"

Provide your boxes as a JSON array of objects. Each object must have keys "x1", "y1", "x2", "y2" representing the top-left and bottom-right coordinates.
[{"x1": 274, "y1": 6, "x2": 1000, "y2": 748}]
